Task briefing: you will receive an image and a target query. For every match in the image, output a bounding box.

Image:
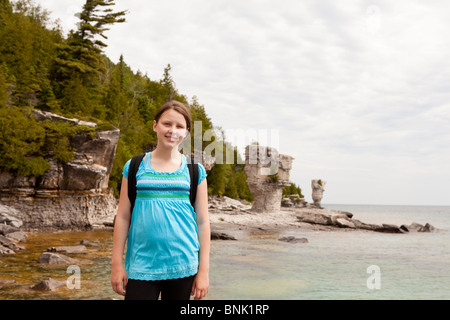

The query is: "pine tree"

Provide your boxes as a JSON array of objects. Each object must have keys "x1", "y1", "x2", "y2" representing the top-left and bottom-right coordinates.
[
  {"x1": 53, "y1": 0, "x2": 127, "y2": 111},
  {"x1": 77, "y1": 0, "x2": 127, "y2": 51},
  {"x1": 160, "y1": 64, "x2": 176, "y2": 102}
]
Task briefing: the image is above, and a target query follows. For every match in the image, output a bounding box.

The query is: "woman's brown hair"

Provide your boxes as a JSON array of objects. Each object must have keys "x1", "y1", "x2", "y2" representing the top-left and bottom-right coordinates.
[{"x1": 154, "y1": 100, "x2": 192, "y2": 132}]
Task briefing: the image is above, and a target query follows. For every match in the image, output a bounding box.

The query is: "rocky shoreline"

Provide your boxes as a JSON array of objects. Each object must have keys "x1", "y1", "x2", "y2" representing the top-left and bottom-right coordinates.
[
  {"x1": 1, "y1": 196, "x2": 443, "y2": 257},
  {"x1": 207, "y1": 196, "x2": 442, "y2": 237},
  {"x1": 0, "y1": 196, "x2": 445, "y2": 299}
]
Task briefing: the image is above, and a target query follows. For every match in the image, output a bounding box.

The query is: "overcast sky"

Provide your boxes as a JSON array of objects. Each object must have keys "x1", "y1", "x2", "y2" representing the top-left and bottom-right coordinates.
[{"x1": 36, "y1": 0, "x2": 450, "y2": 205}]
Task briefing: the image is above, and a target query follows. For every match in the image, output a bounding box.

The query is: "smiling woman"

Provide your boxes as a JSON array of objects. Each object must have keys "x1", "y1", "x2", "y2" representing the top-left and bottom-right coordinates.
[
  {"x1": 111, "y1": 100, "x2": 211, "y2": 301},
  {"x1": 154, "y1": 100, "x2": 191, "y2": 142}
]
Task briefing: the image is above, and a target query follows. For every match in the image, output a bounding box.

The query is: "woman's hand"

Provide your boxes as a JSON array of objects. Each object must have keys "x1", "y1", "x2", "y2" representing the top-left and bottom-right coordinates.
[
  {"x1": 111, "y1": 264, "x2": 128, "y2": 296},
  {"x1": 191, "y1": 270, "x2": 209, "y2": 300}
]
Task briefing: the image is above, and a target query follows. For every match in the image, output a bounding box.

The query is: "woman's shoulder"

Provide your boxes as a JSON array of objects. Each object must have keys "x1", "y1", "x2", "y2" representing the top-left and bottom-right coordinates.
[
  {"x1": 196, "y1": 162, "x2": 207, "y2": 184},
  {"x1": 122, "y1": 158, "x2": 132, "y2": 178},
  {"x1": 122, "y1": 153, "x2": 147, "y2": 178}
]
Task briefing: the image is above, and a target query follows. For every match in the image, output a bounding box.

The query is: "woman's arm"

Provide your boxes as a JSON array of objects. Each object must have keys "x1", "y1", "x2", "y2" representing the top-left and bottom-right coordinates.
[
  {"x1": 111, "y1": 177, "x2": 132, "y2": 296},
  {"x1": 191, "y1": 178, "x2": 210, "y2": 300}
]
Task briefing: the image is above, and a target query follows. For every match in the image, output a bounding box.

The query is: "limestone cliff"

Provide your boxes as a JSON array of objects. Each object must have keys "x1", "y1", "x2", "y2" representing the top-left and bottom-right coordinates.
[{"x1": 0, "y1": 111, "x2": 119, "y2": 230}]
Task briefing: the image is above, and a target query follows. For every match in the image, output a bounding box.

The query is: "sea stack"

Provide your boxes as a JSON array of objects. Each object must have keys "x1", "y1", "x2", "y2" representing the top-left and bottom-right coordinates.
[{"x1": 244, "y1": 145, "x2": 293, "y2": 213}]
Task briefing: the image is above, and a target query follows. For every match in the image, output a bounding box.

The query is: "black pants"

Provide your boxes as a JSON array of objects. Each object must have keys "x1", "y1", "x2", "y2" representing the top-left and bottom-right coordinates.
[{"x1": 124, "y1": 276, "x2": 195, "y2": 300}]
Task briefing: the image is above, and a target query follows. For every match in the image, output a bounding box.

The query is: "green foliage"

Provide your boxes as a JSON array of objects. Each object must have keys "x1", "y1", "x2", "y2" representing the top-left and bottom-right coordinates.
[
  {"x1": 0, "y1": 107, "x2": 49, "y2": 176},
  {"x1": 77, "y1": 0, "x2": 127, "y2": 49},
  {"x1": 282, "y1": 183, "x2": 304, "y2": 198},
  {"x1": 0, "y1": 0, "x2": 62, "y2": 108},
  {"x1": 0, "y1": 105, "x2": 98, "y2": 176},
  {"x1": 268, "y1": 173, "x2": 279, "y2": 183},
  {"x1": 40, "y1": 120, "x2": 96, "y2": 163},
  {"x1": 0, "y1": 66, "x2": 8, "y2": 107},
  {"x1": 0, "y1": 0, "x2": 259, "y2": 201},
  {"x1": 206, "y1": 147, "x2": 253, "y2": 201},
  {"x1": 234, "y1": 169, "x2": 253, "y2": 202}
]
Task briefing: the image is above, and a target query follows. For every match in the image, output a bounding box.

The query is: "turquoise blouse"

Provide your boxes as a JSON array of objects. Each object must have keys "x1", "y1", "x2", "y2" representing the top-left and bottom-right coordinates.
[{"x1": 122, "y1": 152, "x2": 207, "y2": 280}]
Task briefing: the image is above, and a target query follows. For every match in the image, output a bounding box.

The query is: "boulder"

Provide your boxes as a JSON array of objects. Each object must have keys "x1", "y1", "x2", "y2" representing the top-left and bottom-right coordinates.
[
  {"x1": 0, "y1": 245, "x2": 15, "y2": 255},
  {"x1": 281, "y1": 197, "x2": 294, "y2": 207},
  {"x1": 0, "y1": 224, "x2": 19, "y2": 236},
  {"x1": 0, "y1": 235, "x2": 25, "y2": 251},
  {"x1": 37, "y1": 252, "x2": 77, "y2": 265},
  {"x1": 30, "y1": 278, "x2": 67, "y2": 291},
  {"x1": 419, "y1": 223, "x2": 437, "y2": 233},
  {"x1": 295, "y1": 208, "x2": 435, "y2": 234},
  {"x1": 278, "y1": 236, "x2": 308, "y2": 244},
  {"x1": 80, "y1": 240, "x2": 100, "y2": 247},
  {"x1": 47, "y1": 245, "x2": 87, "y2": 253},
  {"x1": 5, "y1": 231, "x2": 27, "y2": 243},
  {"x1": 374, "y1": 224, "x2": 405, "y2": 233},
  {"x1": 0, "y1": 204, "x2": 24, "y2": 228},
  {"x1": 211, "y1": 231, "x2": 237, "y2": 240},
  {"x1": 335, "y1": 218, "x2": 356, "y2": 229},
  {"x1": 297, "y1": 210, "x2": 334, "y2": 226}
]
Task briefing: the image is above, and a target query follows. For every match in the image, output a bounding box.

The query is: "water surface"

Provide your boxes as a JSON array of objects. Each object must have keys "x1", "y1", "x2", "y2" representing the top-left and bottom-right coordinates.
[{"x1": 1, "y1": 205, "x2": 449, "y2": 300}]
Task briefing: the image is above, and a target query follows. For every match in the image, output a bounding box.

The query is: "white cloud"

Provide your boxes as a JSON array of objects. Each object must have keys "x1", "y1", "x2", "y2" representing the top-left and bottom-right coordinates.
[{"x1": 37, "y1": 0, "x2": 450, "y2": 205}]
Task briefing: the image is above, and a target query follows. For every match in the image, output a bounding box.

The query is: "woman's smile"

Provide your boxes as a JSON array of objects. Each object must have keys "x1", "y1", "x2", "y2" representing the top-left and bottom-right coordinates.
[{"x1": 165, "y1": 133, "x2": 180, "y2": 142}]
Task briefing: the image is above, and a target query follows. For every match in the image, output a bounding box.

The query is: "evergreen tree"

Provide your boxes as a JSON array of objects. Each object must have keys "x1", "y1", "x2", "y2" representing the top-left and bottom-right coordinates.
[
  {"x1": 282, "y1": 183, "x2": 304, "y2": 198},
  {"x1": 53, "y1": 0, "x2": 126, "y2": 114},
  {"x1": 77, "y1": 0, "x2": 127, "y2": 50},
  {"x1": 160, "y1": 64, "x2": 175, "y2": 102},
  {"x1": 0, "y1": 107, "x2": 49, "y2": 176}
]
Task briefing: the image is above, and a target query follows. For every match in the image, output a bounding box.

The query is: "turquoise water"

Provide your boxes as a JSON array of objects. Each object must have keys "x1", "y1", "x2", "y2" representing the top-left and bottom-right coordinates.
[
  {"x1": 1, "y1": 205, "x2": 449, "y2": 300},
  {"x1": 207, "y1": 205, "x2": 450, "y2": 300}
]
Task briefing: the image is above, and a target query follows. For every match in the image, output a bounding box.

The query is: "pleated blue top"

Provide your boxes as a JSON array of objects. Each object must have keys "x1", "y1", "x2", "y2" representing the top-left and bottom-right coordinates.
[{"x1": 122, "y1": 152, "x2": 207, "y2": 280}]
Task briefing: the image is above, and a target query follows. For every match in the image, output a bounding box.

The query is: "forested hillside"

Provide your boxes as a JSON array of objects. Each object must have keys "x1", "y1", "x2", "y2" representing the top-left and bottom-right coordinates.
[{"x1": 0, "y1": 0, "x2": 258, "y2": 200}]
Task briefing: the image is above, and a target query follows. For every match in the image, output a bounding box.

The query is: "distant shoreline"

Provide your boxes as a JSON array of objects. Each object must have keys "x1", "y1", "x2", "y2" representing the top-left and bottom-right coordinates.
[{"x1": 208, "y1": 201, "x2": 444, "y2": 236}]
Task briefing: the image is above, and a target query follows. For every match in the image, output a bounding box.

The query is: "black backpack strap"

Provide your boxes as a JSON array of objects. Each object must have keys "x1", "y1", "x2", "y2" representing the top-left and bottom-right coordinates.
[
  {"x1": 188, "y1": 155, "x2": 199, "y2": 208},
  {"x1": 127, "y1": 153, "x2": 145, "y2": 214}
]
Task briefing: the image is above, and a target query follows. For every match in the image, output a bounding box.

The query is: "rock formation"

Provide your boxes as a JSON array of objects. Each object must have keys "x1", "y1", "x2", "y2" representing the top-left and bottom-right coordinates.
[
  {"x1": 296, "y1": 207, "x2": 440, "y2": 233},
  {"x1": 244, "y1": 145, "x2": 294, "y2": 213},
  {"x1": 281, "y1": 194, "x2": 308, "y2": 208},
  {"x1": 311, "y1": 179, "x2": 326, "y2": 208},
  {"x1": 0, "y1": 111, "x2": 119, "y2": 230}
]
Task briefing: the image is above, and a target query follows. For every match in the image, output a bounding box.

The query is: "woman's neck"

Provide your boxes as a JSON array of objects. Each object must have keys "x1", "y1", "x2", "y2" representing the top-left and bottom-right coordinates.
[{"x1": 151, "y1": 146, "x2": 181, "y2": 162}]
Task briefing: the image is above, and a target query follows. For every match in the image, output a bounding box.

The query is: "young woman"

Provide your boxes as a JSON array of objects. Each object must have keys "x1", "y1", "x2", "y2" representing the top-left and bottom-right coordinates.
[{"x1": 111, "y1": 100, "x2": 210, "y2": 300}]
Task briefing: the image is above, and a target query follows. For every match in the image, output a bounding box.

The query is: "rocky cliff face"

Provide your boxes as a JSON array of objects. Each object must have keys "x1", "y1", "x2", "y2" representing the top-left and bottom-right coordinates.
[{"x1": 0, "y1": 111, "x2": 119, "y2": 230}]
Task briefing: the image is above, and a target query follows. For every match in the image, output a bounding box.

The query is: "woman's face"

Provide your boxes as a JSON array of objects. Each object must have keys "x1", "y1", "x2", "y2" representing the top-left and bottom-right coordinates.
[{"x1": 153, "y1": 109, "x2": 188, "y2": 148}]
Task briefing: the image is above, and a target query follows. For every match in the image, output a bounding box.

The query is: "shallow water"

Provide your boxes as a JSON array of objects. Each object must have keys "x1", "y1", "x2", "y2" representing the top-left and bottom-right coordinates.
[
  {"x1": 0, "y1": 230, "x2": 116, "y2": 300},
  {"x1": 208, "y1": 204, "x2": 450, "y2": 300},
  {"x1": 1, "y1": 205, "x2": 449, "y2": 300},
  {"x1": 209, "y1": 228, "x2": 450, "y2": 299}
]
